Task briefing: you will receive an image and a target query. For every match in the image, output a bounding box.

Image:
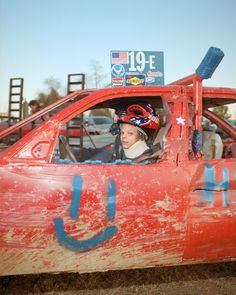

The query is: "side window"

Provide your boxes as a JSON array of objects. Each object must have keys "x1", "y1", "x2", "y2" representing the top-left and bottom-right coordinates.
[
  {"x1": 53, "y1": 109, "x2": 115, "y2": 163},
  {"x1": 52, "y1": 97, "x2": 166, "y2": 164},
  {"x1": 202, "y1": 102, "x2": 236, "y2": 160}
]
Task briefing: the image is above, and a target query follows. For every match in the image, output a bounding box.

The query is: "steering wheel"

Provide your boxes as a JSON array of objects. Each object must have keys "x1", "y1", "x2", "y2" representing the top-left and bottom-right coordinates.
[{"x1": 58, "y1": 135, "x2": 78, "y2": 163}]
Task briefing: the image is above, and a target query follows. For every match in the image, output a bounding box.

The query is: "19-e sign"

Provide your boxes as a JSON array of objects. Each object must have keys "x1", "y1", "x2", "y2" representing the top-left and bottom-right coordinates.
[{"x1": 128, "y1": 51, "x2": 156, "y2": 72}]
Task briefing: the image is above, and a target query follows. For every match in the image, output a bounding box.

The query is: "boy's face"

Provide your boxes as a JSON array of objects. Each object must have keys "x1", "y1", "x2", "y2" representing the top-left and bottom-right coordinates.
[{"x1": 120, "y1": 123, "x2": 139, "y2": 149}]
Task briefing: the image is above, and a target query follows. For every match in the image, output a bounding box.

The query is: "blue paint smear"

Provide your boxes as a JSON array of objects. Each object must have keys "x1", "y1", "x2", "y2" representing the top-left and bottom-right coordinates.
[
  {"x1": 204, "y1": 164, "x2": 214, "y2": 204},
  {"x1": 203, "y1": 164, "x2": 230, "y2": 206},
  {"x1": 54, "y1": 175, "x2": 118, "y2": 251},
  {"x1": 107, "y1": 179, "x2": 116, "y2": 221},
  {"x1": 54, "y1": 218, "x2": 118, "y2": 250},
  {"x1": 223, "y1": 168, "x2": 230, "y2": 207},
  {"x1": 70, "y1": 175, "x2": 82, "y2": 220},
  {"x1": 55, "y1": 158, "x2": 149, "y2": 165}
]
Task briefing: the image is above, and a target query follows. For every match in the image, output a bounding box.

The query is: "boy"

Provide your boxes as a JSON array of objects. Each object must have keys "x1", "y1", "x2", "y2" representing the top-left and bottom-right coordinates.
[{"x1": 116, "y1": 102, "x2": 161, "y2": 163}]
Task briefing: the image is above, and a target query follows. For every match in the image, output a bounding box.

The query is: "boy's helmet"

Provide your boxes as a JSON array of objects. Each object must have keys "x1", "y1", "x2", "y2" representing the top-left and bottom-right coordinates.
[{"x1": 117, "y1": 102, "x2": 160, "y2": 139}]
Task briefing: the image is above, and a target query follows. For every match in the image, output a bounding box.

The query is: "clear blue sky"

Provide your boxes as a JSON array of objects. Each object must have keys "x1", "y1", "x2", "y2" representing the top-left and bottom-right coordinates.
[{"x1": 1, "y1": 0, "x2": 236, "y2": 116}]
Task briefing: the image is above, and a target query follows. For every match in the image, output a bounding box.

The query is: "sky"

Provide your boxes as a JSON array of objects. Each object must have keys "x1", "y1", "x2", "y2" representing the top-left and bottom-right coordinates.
[{"x1": 1, "y1": 0, "x2": 236, "y2": 117}]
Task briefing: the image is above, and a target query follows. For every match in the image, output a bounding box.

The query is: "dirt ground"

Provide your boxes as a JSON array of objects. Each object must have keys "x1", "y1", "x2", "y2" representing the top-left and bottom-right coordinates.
[{"x1": 1, "y1": 261, "x2": 236, "y2": 295}]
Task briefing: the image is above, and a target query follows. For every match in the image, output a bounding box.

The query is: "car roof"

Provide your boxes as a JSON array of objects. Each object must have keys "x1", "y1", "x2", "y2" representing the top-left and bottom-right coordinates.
[{"x1": 1, "y1": 85, "x2": 236, "y2": 140}]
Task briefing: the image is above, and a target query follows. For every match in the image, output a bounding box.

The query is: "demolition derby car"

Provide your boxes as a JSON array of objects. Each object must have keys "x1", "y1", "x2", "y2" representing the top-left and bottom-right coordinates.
[{"x1": 0, "y1": 47, "x2": 236, "y2": 276}]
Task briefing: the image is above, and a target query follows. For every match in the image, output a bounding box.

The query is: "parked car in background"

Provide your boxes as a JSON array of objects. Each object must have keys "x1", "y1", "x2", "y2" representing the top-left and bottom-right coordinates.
[
  {"x1": 0, "y1": 119, "x2": 10, "y2": 132},
  {"x1": 0, "y1": 119, "x2": 32, "y2": 145},
  {"x1": 63, "y1": 117, "x2": 102, "y2": 137},
  {"x1": 84, "y1": 116, "x2": 113, "y2": 133}
]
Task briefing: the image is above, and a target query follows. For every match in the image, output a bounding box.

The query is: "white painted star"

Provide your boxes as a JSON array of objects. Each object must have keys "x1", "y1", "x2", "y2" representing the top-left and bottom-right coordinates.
[{"x1": 176, "y1": 116, "x2": 185, "y2": 125}]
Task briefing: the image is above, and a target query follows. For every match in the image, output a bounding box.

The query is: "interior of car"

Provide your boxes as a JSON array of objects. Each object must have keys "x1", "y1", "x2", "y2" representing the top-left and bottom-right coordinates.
[{"x1": 53, "y1": 96, "x2": 165, "y2": 164}]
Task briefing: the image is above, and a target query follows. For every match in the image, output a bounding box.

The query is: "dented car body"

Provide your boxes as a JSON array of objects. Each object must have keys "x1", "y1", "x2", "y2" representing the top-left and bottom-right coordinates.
[{"x1": 0, "y1": 48, "x2": 236, "y2": 276}]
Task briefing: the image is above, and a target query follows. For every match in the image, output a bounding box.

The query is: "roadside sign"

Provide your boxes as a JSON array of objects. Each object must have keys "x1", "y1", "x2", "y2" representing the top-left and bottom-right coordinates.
[{"x1": 111, "y1": 51, "x2": 164, "y2": 87}]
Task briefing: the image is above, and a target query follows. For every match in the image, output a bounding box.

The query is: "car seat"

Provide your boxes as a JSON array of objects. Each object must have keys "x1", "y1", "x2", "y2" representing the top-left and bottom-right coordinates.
[{"x1": 202, "y1": 122, "x2": 223, "y2": 159}]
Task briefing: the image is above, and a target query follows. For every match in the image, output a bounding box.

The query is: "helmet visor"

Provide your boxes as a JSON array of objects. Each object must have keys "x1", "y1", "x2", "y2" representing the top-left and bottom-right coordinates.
[{"x1": 127, "y1": 104, "x2": 150, "y2": 118}]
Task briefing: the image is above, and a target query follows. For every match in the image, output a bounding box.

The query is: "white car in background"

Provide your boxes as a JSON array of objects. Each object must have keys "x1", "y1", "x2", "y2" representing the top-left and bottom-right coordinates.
[{"x1": 84, "y1": 116, "x2": 113, "y2": 134}]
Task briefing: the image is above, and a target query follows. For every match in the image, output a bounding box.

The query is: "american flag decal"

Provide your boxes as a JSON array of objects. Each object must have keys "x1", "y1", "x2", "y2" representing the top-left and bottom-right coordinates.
[{"x1": 111, "y1": 52, "x2": 128, "y2": 64}]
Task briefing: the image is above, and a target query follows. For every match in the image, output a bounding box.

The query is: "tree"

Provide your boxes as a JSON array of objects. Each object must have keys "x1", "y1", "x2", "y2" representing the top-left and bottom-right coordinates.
[
  {"x1": 86, "y1": 60, "x2": 109, "y2": 88},
  {"x1": 35, "y1": 77, "x2": 63, "y2": 107},
  {"x1": 212, "y1": 105, "x2": 231, "y2": 120}
]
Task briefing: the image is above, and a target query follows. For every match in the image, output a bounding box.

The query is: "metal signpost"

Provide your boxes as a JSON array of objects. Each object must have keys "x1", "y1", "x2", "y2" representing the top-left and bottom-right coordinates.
[{"x1": 111, "y1": 51, "x2": 164, "y2": 87}]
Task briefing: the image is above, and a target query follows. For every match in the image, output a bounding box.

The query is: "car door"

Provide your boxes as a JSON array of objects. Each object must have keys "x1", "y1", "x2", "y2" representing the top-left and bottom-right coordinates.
[
  {"x1": 1, "y1": 157, "x2": 190, "y2": 275},
  {"x1": 184, "y1": 158, "x2": 236, "y2": 263},
  {"x1": 183, "y1": 109, "x2": 236, "y2": 262}
]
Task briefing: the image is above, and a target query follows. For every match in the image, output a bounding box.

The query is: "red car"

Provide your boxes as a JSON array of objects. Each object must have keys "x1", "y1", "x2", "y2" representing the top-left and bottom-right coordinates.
[{"x1": 0, "y1": 48, "x2": 236, "y2": 276}]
